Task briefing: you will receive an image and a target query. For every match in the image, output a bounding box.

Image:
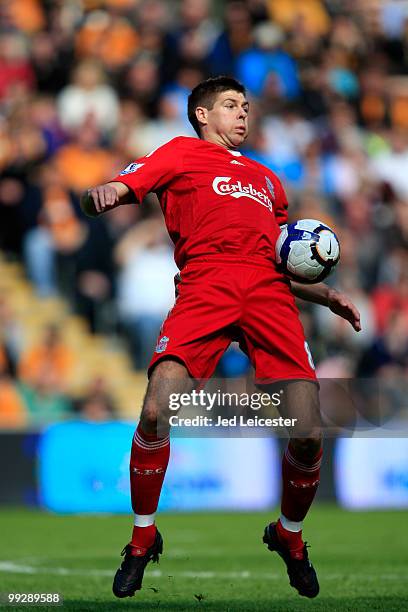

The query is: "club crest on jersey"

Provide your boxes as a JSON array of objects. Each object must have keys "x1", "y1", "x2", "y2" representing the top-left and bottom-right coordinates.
[
  {"x1": 265, "y1": 176, "x2": 275, "y2": 199},
  {"x1": 120, "y1": 162, "x2": 144, "y2": 175},
  {"x1": 212, "y1": 176, "x2": 273, "y2": 212},
  {"x1": 155, "y1": 335, "x2": 169, "y2": 353}
]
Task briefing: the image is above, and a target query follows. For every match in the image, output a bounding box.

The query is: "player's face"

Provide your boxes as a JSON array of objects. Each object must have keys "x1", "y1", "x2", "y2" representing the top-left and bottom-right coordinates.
[{"x1": 198, "y1": 90, "x2": 249, "y2": 149}]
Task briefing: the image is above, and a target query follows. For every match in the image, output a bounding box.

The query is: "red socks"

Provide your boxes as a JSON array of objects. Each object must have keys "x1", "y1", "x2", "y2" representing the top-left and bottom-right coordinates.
[
  {"x1": 277, "y1": 442, "x2": 323, "y2": 559},
  {"x1": 129, "y1": 431, "x2": 321, "y2": 560},
  {"x1": 130, "y1": 524, "x2": 157, "y2": 556},
  {"x1": 129, "y1": 423, "x2": 170, "y2": 555},
  {"x1": 276, "y1": 519, "x2": 304, "y2": 560},
  {"x1": 281, "y1": 442, "x2": 322, "y2": 522}
]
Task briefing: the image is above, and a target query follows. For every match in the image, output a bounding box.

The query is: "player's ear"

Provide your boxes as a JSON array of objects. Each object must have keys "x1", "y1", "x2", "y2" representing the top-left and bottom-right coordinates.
[{"x1": 195, "y1": 106, "x2": 208, "y2": 128}]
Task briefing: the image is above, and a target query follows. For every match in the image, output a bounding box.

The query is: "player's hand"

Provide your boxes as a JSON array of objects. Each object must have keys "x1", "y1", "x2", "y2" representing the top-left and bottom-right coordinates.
[
  {"x1": 81, "y1": 185, "x2": 119, "y2": 217},
  {"x1": 327, "y1": 288, "x2": 362, "y2": 332}
]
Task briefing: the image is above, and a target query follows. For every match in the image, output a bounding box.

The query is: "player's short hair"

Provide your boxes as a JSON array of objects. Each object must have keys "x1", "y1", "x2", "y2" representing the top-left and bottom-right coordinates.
[{"x1": 188, "y1": 76, "x2": 247, "y2": 136}]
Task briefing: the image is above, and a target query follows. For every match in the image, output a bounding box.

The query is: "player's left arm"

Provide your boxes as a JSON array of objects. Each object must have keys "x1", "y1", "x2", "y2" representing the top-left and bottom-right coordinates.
[
  {"x1": 290, "y1": 282, "x2": 362, "y2": 332},
  {"x1": 271, "y1": 176, "x2": 361, "y2": 330}
]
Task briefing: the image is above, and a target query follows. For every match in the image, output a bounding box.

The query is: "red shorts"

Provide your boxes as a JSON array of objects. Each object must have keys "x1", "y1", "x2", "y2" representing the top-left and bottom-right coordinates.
[{"x1": 148, "y1": 256, "x2": 316, "y2": 382}]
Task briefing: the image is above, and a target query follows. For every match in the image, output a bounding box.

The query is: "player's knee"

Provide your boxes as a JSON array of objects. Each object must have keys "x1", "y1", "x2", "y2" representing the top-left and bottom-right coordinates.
[
  {"x1": 140, "y1": 398, "x2": 172, "y2": 434},
  {"x1": 139, "y1": 401, "x2": 160, "y2": 432},
  {"x1": 290, "y1": 434, "x2": 322, "y2": 461}
]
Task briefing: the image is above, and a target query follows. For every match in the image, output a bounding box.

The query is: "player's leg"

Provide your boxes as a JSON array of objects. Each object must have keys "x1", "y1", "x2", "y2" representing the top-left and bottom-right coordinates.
[
  {"x1": 130, "y1": 359, "x2": 193, "y2": 551},
  {"x1": 262, "y1": 379, "x2": 322, "y2": 598},
  {"x1": 276, "y1": 380, "x2": 322, "y2": 556},
  {"x1": 239, "y1": 268, "x2": 321, "y2": 597},
  {"x1": 113, "y1": 358, "x2": 193, "y2": 598},
  {"x1": 113, "y1": 261, "x2": 240, "y2": 598}
]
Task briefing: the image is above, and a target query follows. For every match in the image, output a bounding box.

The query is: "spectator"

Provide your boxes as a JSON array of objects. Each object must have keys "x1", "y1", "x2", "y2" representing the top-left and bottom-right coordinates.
[
  {"x1": 54, "y1": 118, "x2": 115, "y2": 194},
  {"x1": 358, "y1": 310, "x2": 408, "y2": 376},
  {"x1": 207, "y1": 0, "x2": 252, "y2": 76},
  {"x1": 30, "y1": 31, "x2": 72, "y2": 94},
  {"x1": 1, "y1": 0, "x2": 45, "y2": 33},
  {"x1": 18, "y1": 368, "x2": 73, "y2": 426},
  {"x1": 31, "y1": 95, "x2": 67, "y2": 158},
  {"x1": 23, "y1": 162, "x2": 83, "y2": 297},
  {"x1": 370, "y1": 129, "x2": 408, "y2": 200},
  {"x1": 236, "y1": 23, "x2": 300, "y2": 100},
  {"x1": 126, "y1": 91, "x2": 196, "y2": 157},
  {"x1": 170, "y1": 0, "x2": 220, "y2": 68},
  {"x1": 0, "y1": 294, "x2": 24, "y2": 373},
  {"x1": 69, "y1": 216, "x2": 115, "y2": 334},
  {"x1": 18, "y1": 324, "x2": 74, "y2": 394},
  {"x1": 0, "y1": 175, "x2": 28, "y2": 257},
  {"x1": 122, "y1": 54, "x2": 161, "y2": 117},
  {"x1": 0, "y1": 361, "x2": 27, "y2": 428},
  {"x1": 0, "y1": 32, "x2": 35, "y2": 101},
  {"x1": 114, "y1": 216, "x2": 178, "y2": 368},
  {"x1": 74, "y1": 9, "x2": 139, "y2": 71},
  {"x1": 371, "y1": 265, "x2": 408, "y2": 335},
  {"x1": 74, "y1": 375, "x2": 116, "y2": 421},
  {"x1": 267, "y1": 0, "x2": 331, "y2": 38},
  {"x1": 57, "y1": 59, "x2": 120, "y2": 134}
]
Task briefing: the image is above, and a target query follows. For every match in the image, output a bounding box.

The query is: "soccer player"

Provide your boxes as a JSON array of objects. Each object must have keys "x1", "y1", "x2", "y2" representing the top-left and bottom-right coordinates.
[{"x1": 81, "y1": 76, "x2": 361, "y2": 600}]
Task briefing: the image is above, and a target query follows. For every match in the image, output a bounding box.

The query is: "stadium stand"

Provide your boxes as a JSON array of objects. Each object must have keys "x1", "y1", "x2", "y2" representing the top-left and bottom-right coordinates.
[{"x1": 1, "y1": 0, "x2": 408, "y2": 425}]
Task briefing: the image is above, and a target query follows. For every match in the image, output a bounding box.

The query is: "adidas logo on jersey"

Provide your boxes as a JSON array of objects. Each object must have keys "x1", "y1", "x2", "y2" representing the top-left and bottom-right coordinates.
[{"x1": 230, "y1": 159, "x2": 245, "y2": 166}]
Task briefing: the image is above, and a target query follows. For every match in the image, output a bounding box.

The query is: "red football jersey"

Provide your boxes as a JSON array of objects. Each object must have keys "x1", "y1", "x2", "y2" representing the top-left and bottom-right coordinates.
[{"x1": 111, "y1": 136, "x2": 288, "y2": 270}]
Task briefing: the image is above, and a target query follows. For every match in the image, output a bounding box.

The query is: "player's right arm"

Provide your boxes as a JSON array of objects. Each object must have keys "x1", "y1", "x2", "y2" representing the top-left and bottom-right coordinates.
[
  {"x1": 80, "y1": 181, "x2": 135, "y2": 217},
  {"x1": 81, "y1": 138, "x2": 184, "y2": 218}
]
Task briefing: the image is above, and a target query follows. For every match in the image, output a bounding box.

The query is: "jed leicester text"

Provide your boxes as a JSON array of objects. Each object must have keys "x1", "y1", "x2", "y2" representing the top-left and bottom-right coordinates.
[{"x1": 168, "y1": 415, "x2": 298, "y2": 427}]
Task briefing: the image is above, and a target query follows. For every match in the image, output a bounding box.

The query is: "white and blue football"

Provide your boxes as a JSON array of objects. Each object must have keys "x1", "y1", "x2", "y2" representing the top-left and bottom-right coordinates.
[{"x1": 276, "y1": 219, "x2": 340, "y2": 283}]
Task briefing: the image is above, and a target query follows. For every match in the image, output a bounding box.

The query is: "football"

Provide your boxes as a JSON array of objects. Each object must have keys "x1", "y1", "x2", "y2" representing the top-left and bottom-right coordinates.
[{"x1": 276, "y1": 218, "x2": 340, "y2": 283}]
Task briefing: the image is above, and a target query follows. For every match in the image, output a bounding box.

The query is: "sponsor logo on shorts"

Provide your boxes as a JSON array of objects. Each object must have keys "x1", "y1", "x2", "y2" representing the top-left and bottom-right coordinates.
[
  {"x1": 155, "y1": 335, "x2": 169, "y2": 353},
  {"x1": 212, "y1": 176, "x2": 273, "y2": 212},
  {"x1": 120, "y1": 162, "x2": 144, "y2": 175}
]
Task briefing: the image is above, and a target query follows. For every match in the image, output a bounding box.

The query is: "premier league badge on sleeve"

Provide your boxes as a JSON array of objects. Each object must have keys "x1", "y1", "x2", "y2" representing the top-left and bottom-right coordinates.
[
  {"x1": 155, "y1": 336, "x2": 169, "y2": 353},
  {"x1": 120, "y1": 162, "x2": 145, "y2": 175}
]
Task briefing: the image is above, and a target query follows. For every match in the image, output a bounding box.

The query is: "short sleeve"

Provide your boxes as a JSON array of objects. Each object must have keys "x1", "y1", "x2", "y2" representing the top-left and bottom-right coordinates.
[
  {"x1": 110, "y1": 138, "x2": 182, "y2": 203},
  {"x1": 273, "y1": 176, "x2": 289, "y2": 227}
]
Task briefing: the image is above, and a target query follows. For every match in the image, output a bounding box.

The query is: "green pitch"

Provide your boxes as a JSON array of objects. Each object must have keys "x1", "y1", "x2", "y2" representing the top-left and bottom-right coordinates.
[{"x1": 1, "y1": 506, "x2": 407, "y2": 611}]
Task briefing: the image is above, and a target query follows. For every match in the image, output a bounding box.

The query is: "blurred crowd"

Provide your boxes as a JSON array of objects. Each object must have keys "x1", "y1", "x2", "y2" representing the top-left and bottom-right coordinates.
[{"x1": 1, "y1": 0, "x2": 408, "y2": 426}]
